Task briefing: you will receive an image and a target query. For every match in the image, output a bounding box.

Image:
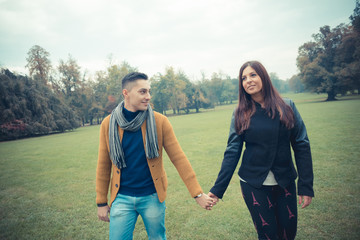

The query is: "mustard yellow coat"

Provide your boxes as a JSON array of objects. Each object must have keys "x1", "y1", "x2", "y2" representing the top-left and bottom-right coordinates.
[{"x1": 96, "y1": 111, "x2": 203, "y2": 206}]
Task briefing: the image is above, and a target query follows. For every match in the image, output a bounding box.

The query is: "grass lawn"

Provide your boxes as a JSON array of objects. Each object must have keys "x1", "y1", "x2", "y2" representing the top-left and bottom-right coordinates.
[{"x1": 0, "y1": 93, "x2": 359, "y2": 239}]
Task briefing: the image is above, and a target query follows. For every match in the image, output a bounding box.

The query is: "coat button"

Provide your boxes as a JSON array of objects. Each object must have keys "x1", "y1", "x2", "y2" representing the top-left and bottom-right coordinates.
[
  {"x1": 152, "y1": 165, "x2": 155, "y2": 167},
  {"x1": 115, "y1": 184, "x2": 118, "y2": 188},
  {"x1": 117, "y1": 170, "x2": 120, "y2": 174}
]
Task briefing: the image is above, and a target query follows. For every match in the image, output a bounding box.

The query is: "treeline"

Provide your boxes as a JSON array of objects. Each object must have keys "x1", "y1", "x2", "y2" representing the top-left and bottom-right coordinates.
[
  {"x1": 1, "y1": 2, "x2": 359, "y2": 140},
  {"x1": 0, "y1": 48, "x2": 242, "y2": 141},
  {"x1": 0, "y1": 69, "x2": 79, "y2": 140},
  {"x1": 0, "y1": 50, "x2": 293, "y2": 140}
]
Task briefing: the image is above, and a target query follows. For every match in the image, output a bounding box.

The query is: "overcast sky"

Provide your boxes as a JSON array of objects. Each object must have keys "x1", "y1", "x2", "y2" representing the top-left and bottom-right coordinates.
[{"x1": 0, "y1": 0, "x2": 356, "y2": 80}]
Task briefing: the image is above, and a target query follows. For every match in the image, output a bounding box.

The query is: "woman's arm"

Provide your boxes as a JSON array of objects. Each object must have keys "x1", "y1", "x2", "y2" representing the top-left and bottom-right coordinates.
[
  {"x1": 209, "y1": 112, "x2": 244, "y2": 199},
  {"x1": 289, "y1": 100, "x2": 314, "y2": 198}
]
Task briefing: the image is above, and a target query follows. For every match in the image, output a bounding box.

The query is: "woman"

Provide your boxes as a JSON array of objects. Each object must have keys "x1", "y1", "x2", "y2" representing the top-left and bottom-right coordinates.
[{"x1": 209, "y1": 61, "x2": 314, "y2": 240}]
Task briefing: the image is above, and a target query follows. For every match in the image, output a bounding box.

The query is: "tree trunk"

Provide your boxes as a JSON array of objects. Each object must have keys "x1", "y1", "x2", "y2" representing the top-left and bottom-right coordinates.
[
  {"x1": 326, "y1": 89, "x2": 336, "y2": 101},
  {"x1": 195, "y1": 101, "x2": 199, "y2": 113}
]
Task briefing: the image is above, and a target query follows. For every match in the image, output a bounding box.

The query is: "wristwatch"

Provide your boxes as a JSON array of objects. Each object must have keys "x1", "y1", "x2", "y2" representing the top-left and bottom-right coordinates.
[{"x1": 194, "y1": 193, "x2": 203, "y2": 199}]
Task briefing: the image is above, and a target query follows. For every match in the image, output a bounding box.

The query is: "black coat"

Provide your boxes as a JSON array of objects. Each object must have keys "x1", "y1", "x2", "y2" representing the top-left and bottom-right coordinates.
[{"x1": 210, "y1": 99, "x2": 314, "y2": 198}]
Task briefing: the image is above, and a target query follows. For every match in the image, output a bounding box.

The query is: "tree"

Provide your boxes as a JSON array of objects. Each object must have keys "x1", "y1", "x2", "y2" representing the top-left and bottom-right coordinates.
[
  {"x1": 197, "y1": 77, "x2": 215, "y2": 109},
  {"x1": 106, "y1": 61, "x2": 137, "y2": 102},
  {"x1": 178, "y1": 71, "x2": 194, "y2": 114},
  {"x1": 150, "y1": 73, "x2": 171, "y2": 114},
  {"x1": 270, "y1": 73, "x2": 282, "y2": 93},
  {"x1": 92, "y1": 70, "x2": 109, "y2": 122},
  {"x1": 221, "y1": 77, "x2": 237, "y2": 104},
  {"x1": 77, "y1": 73, "x2": 97, "y2": 126},
  {"x1": 150, "y1": 67, "x2": 188, "y2": 115},
  {"x1": 297, "y1": 24, "x2": 351, "y2": 100},
  {"x1": 351, "y1": 0, "x2": 360, "y2": 33},
  {"x1": 297, "y1": 1, "x2": 360, "y2": 99},
  {"x1": 192, "y1": 82, "x2": 210, "y2": 112},
  {"x1": 57, "y1": 55, "x2": 84, "y2": 125},
  {"x1": 25, "y1": 45, "x2": 52, "y2": 84},
  {"x1": 288, "y1": 74, "x2": 305, "y2": 93},
  {"x1": 164, "y1": 67, "x2": 186, "y2": 114},
  {"x1": 209, "y1": 72, "x2": 224, "y2": 105},
  {"x1": 90, "y1": 61, "x2": 138, "y2": 121},
  {"x1": 58, "y1": 55, "x2": 81, "y2": 97},
  {"x1": 336, "y1": 0, "x2": 360, "y2": 94},
  {"x1": 269, "y1": 73, "x2": 289, "y2": 93}
]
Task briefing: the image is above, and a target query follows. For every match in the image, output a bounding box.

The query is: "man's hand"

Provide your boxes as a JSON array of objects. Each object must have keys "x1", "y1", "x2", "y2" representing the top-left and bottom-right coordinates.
[
  {"x1": 299, "y1": 195, "x2": 312, "y2": 209},
  {"x1": 97, "y1": 205, "x2": 110, "y2": 222},
  {"x1": 195, "y1": 193, "x2": 215, "y2": 210}
]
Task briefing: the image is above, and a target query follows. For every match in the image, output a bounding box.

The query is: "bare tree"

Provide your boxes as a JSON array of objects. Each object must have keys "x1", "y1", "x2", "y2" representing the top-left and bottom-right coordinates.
[{"x1": 25, "y1": 45, "x2": 52, "y2": 84}]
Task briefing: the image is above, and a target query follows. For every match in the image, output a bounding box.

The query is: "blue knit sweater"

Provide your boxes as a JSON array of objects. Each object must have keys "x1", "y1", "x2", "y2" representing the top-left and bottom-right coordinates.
[{"x1": 117, "y1": 107, "x2": 156, "y2": 196}]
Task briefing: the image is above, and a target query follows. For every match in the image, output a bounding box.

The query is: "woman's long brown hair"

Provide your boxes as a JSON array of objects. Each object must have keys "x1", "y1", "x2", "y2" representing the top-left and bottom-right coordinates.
[{"x1": 235, "y1": 61, "x2": 295, "y2": 134}]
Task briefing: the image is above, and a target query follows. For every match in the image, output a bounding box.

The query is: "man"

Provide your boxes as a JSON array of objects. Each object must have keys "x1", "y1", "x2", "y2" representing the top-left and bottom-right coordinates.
[{"x1": 96, "y1": 72, "x2": 214, "y2": 239}]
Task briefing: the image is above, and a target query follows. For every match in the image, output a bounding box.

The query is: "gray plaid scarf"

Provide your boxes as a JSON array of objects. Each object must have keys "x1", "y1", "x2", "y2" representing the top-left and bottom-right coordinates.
[{"x1": 109, "y1": 101, "x2": 159, "y2": 169}]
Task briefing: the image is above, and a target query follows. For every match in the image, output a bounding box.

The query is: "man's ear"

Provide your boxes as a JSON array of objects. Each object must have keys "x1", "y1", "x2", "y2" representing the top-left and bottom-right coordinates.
[{"x1": 122, "y1": 89, "x2": 128, "y2": 98}]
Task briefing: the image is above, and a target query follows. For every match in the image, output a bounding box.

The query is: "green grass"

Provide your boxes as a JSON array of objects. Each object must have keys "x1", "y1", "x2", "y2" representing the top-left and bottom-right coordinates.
[{"x1": 0, "y1": 93, "x2": 359, "y2": 239}]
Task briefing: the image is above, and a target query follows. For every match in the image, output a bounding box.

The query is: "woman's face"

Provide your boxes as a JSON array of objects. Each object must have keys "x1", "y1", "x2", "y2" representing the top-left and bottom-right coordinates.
[{"x1": 241, "y1": 66, "x2": 263, "y2": 99}]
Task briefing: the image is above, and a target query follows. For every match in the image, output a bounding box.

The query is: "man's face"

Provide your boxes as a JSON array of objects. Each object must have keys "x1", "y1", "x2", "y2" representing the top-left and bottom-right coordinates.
[{"x1": 123, "y1": 79, "x2": 151, "y2": 112}]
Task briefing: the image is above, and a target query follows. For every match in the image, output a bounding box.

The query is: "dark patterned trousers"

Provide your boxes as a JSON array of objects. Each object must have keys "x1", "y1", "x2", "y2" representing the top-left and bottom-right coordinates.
[{"x1": 240, "y1": 181, "x2": 297, "y2": 240}]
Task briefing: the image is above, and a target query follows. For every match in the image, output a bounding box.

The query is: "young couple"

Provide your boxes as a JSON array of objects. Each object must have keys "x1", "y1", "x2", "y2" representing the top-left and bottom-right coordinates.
[{"x1": 96, "y1": 61, "x2": 314, "y2": 240}]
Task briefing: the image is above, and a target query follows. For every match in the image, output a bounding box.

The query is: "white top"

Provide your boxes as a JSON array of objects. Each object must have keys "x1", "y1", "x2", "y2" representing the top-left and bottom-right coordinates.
[
  {"x1": 262, "y1": 170, "x2": 278, "y2": 186},
  {"x1": 240, "y1": 170, "x2": 278, "y2": 186}
]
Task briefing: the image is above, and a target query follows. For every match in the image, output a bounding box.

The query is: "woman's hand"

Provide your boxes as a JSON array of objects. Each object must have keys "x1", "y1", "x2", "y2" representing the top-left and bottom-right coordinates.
[{"x1": 298, "y1": 195, "x2": 312, "y2": 208}]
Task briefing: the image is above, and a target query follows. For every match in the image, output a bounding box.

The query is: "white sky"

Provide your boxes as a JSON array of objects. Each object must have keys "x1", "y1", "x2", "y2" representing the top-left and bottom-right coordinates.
[{"x1": 0, "y1": 0, "x2": 356, "y2": 80}]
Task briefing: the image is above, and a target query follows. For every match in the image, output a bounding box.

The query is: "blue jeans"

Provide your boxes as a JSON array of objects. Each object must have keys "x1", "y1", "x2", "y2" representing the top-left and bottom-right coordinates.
[{"x1": 109, "y1": 193, "x2": 166, "y2": 240}]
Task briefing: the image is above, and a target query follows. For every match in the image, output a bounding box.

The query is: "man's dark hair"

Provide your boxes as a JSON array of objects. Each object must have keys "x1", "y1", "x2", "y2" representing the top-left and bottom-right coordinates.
[{"x1": 122, "y1": 72, "x2": 148, "y2": 90}]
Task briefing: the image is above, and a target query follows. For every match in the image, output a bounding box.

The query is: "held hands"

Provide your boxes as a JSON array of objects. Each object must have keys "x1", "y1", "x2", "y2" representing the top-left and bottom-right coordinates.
[
  {"x1": 195, "y1": 193, "x2": 217, "y2": 210},
  {"x1": 208, "y1": 192, "x2": 219, "y2": 204},
  {"x1": 97, "y1": 205, "x2": 110, "y2": 222}
]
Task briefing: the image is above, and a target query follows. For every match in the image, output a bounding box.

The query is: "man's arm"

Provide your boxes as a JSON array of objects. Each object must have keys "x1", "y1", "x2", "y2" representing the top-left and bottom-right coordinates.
[
  {"x1": 161, "y1": 117, "x2": 214, "y2": 209},
  {"x1": 96, "y1": 118, "x2": 112, "y2": 220}
]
